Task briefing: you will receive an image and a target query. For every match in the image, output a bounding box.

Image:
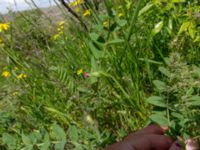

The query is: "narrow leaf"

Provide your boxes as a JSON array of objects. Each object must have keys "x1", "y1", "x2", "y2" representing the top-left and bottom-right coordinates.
[
  {"x1": 149, "y1": 114, "x2": 169, "y2": 125},
  {"x1": 153, "y1": 80, "x2": 166, "y2": 91},
  {"x1": 152, "y1": 21, "x2": 163, "y2": 36},
  {"x1": 139, "y1": 3, "x2": 153, "y2": 16},
  {"x1": 178, "y1": 21, "x2": 190, "y2": 34},
  {"x1": 147, "y1": 96, "x2": 167, "y2": 107}
]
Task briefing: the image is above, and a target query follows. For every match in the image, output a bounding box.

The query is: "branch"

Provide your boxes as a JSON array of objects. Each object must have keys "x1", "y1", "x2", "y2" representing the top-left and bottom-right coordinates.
[{"x1": 60, "y1": 0, "x2": 88, "y2": 31}]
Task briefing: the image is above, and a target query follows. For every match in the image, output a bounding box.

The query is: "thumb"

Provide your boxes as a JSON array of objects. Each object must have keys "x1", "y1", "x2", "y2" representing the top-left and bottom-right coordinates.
[{"x1": 169, "y1": 141, "x2": 183, "y2": 150}]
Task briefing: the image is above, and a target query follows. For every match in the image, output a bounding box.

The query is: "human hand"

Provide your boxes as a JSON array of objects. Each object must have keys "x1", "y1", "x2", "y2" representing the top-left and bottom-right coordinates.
[{"x1": 105, "y1": 124, "x2": 180, "y2": 150}]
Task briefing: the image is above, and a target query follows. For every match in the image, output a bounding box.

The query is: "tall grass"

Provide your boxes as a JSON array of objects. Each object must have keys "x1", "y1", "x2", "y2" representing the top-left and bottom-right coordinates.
[{"x1": 0, "y1": 0, "x2": 199, "y2": 149}]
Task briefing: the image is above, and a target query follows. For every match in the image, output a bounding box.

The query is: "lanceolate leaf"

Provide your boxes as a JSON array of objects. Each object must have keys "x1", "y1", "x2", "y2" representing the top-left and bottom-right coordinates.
[
  {"x1": 158, "y1": 66, "x2": 171, "y2": 77},
  {"x1": 149, "y1": 114, "x2": 169, "y2": 125},
  {"x1": 68, "y1": 125, "x2": 79, "y2": 142},
  {"x1": 178, "y1": 21, "x2": 190, "y2": 35},
  {"x1": 146, "y1": 96, "x2": 167, "y2": 107},
  {"x1": 152, "y1": 21, "x2": 164, "y2": 36},
  {"x1": 139, "y1": 3, "x2": 153, "y2": 16},
  {"x1": 153, "y1": 80, "x2": 166, "y2": 91},
  {"x1": 187, "y1": 96, "x2": 200, "y2": 106}
]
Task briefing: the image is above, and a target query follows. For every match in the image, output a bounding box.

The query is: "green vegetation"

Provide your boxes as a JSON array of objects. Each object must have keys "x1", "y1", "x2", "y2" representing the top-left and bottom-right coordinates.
[{"x1": 0, "y1": 0, "x2": 200, "y2": 149}]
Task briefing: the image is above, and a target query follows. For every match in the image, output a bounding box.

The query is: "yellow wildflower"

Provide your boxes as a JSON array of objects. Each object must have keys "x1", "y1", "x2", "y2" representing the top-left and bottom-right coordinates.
[
  {"x1": 75, "y1": 7, "x2": 81, "y2": 13},
  {"x1": 12, "y1": 92, "x2": 19, "y2": 96},
  {"x1": 17, "y1": 73, "x2": 27, "y2": 79},
  {"x1": 0, "y1": 22, "x2": 10, "y2": 32},
  {"x1": 14, "y1": 67, "x2": 19, "y2": 70},
  {"x1": 59, "y1": 21, "x2": 65, "y2": 26},
  {"x1": 118, "y1": 13, "x2": 125, "y2": 17},
  {"x1": 83, "y1": 9, "x2": 91, "y2": 17},
  {"x1": 77, "y1": 69, "x2": 83, "y2": 75},
  {"x1": 53, "y1": 34, "x2": 60, "y2": 40},
  {"x1": 1, "y1": 71, "x2": 11, "y2": 77},
  {"x1": 103, "y1": 21, "x2": 109, "y2": 28},
  {"x1": 69, "y1": 0, "x2": 83, "y2": 7}
]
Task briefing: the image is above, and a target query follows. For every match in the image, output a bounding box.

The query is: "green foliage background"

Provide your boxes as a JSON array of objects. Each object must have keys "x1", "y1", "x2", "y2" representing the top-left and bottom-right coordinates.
[{"x1": 0, "y1": 0, "x2": 199, "y2": 149}]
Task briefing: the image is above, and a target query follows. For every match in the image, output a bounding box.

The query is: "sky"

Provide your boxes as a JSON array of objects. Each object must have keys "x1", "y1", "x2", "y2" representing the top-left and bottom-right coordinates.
[{"x1": 0, "y1": 0, "x2": 60, "y2": 14}]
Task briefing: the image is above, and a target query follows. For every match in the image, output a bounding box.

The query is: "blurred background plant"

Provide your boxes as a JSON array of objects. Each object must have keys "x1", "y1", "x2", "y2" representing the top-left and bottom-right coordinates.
[{"x1": 0, "y1": 0, "x2": 199, "y2": 149}]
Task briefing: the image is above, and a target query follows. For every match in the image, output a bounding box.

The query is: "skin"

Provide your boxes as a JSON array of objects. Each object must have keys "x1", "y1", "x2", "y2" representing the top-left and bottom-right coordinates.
[{"x1": 105, "y1": 125, "x2": 182, "y2": 150}]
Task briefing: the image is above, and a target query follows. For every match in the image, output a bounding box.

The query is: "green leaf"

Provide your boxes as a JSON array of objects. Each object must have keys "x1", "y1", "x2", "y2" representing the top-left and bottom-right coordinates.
[
  {"x1": 147, "y1": 96, "x2": 167, "y2": 107},
  {"x1": 117, "y1": 19, "x2": 127, "y2": 27},
  {"x1": 152, "y1": 21, "x2": 163, "y2": 36},
  {"x1": 188, "y1": 23, "x2": 196, "y2": 39},
  {"x1": 187, "y1": 96, "x2": 200, "y2": 106},
  {"x1": 21, "y1": 145, "x2": 33, "y2": 150},
  {"x1": 172, "y1": 0, "x2": 186, "y2": 3},
  {"x1": 106, "y1": 39, "x2": 125, "y2": 45},
  {"x1": 178, "y1": 21, "x2": 190, "y2": 34},
  {"x1": 186, "y1": 88, "x2": 194, "y2": 96},
  {"x1": 159, "y1": 66, "x2": 171, "y2": 77},
  {"x1": 38, "y1": 130, "x2": 50, "y2": 150},
  {"x1": 193, "y1": 66, "x2": 200, "y2": 77},
  {"x1": 88, "y1": 42, "x2": 103, "y2": 59},
  {"x1": 38, "y1": 141, "x2": 51, "y2": 150},
  {"x1": 2, "y1": 133, "x2": 17, "y2": 150},
  {"x1": 68, "y1": 125, "x2": 79, "y2": 142},
  {"x1": 153, "y1": 80, "x2": 166, "y2": 91},
  {"x1": 51, "y1": 124, "x2": 66, "y2": 150},
  {"x1": 149, "y1": 114, "x2": 169, "y2": 125},
  {"x1": 139, "y1": 3, "x2": 153, "y2": 16},
  {"x1": 54, "y1": 140, "x2": 66, "y2": 150},
  {"x1": 171, "y1": 112, "x2": 183, "y2": 119},
  {"x1": 90, "y1": 56, "x2": 98, "y2": 84},
  {"x1": 89, "y1": 33, "x2": 99, "y2": 41},
  {"x1": 51, "y1": 124, "x2": 66, "y2": 141},
  {"x1": 22, "y1": 133, "x2": 32, "y2": 146}
]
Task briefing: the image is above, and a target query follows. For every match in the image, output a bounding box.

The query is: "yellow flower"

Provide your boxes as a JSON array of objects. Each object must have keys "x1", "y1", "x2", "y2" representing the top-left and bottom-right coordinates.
[
  {"x1": 1, "y1": 71, "x2": 11, "y2": 77},
  {"x1": 118, "y1": 13, "x2": 125, "y2": 17},
  {"x1": 103, "y1": 21, "x2": 109, "y2": 27},
  {"x1": 53, "y1": 34, "x2": 60, "y2": 40},
  {"x1": 59, "y1": 21, "x2": 65, "y2": 26},
  {"x1": 14, "y1": 67, "x2": 19, "y2": 70},
  {"x1": 69, "y1": 0, "x2": 83, "y2": 7},
  {"x1": 12, "y1": 92, "x2": 19, "y2": 96},
  {"x1": 83, "y1": 9, "x2": 91, "y2": 17},
  {"x1": 77, "y1": 69, "x2": 83, "y2": 75},
  {"x1": 17, "y1": 73, "x2": 27, "y2": 79},
  {"x1": 75, "y1": 7, "x2": 81, "y2": 13},
  {"x1": 0, "y1": 22, "x2": 10, "y2": 32}
]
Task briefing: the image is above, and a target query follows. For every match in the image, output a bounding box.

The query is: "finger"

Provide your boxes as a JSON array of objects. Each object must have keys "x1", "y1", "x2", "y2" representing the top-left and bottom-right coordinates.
[
  {"x1": 127, "y1": 134, "x2": 173, "y2": 150},
  {"x1": 125, "y1": 125, "x2": 167, "y2": 141},
  {"x1": 135, "y1": 124, "x2": 166, "y2": 135},
  {"x1": 169, "y1": 141, "x2": 182, "y2": 150}
]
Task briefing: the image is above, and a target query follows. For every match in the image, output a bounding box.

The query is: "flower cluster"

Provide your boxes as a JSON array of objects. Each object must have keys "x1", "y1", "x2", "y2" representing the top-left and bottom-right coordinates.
[
  {"x1": 53, "y1": 21, "x2": 65, "y2": 40},
  {"x1": 83, "y1": 9, "x2": 91, "y2": 17},
  {"x1": 1, "y1": 68, "x2": 27, "y2": 79},
  {"x1": 0, "y1": 22, "x2": 10, "y2": 47},
  {"x1": 0, "y1": 22, "x2": 10, "y2": 32},
  {"x1": 69, "y1": 0, "x2": 83, "y2": 7},
  {"x1": 1, "y1": 71, "x2": 11, "y2": 78},
  {"x1": 69, "y1": 0, "x2": 91, "y2": 17},
  {"x1": 77, "y1": 69, "x2": 90, "y2": 78}
]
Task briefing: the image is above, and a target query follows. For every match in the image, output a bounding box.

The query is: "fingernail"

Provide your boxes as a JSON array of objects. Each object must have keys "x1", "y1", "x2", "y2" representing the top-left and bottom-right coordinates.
[{"x1": 160, "y1": 126, "x2": 168, "y2": 131}]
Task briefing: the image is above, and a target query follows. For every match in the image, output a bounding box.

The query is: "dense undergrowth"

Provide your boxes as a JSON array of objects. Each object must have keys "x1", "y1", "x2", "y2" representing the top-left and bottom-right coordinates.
[{"x1": 0, "y1": 0, "x2": 200, "y2": 149}]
